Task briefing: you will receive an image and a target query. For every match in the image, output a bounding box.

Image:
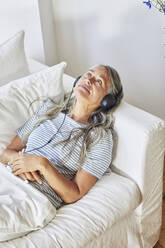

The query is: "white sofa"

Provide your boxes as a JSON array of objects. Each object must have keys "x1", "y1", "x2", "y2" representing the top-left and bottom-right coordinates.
[{"x1": 1, "y1": 59, "x2": 165, "y2": 248}]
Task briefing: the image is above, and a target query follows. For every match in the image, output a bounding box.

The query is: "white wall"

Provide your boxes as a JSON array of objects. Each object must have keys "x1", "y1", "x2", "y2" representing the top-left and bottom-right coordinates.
[
  {"x1": 50, "y1": 0, "x2": 165, "y2": 120},
  {"x1": 0, "y1": 0, "x2": 45, "y2": 63}
]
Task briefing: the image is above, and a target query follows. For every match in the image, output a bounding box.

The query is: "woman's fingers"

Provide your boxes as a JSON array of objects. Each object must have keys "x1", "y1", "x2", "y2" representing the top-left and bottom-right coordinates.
[
  {"x1": 31, "y1": 171, "x2": 42, "y2": 184},
  {"x1": 11, "y1": 152, "x2": 23, "y2": 164},
  {"x1": 12, "y1": 163, "x2": 21, "y2": 173},
  {"x1": 13, "y1": 169, "x2": 23, "y2": 176},
  {"x1": 18, "y1": 172, "x2": 42, "y2": 184},
  {"x1": 19, "y1": 173, "x2": 27, "y2": 181},
  {"x1": 11, "y1": 162, "x2": 42, "y2": 184},
  {"x1": 11, "y1": 158, "x2": 21, "y2": 164},
  {"x1": 25, "y1": 172, "x2": 35, "y2": 181}
]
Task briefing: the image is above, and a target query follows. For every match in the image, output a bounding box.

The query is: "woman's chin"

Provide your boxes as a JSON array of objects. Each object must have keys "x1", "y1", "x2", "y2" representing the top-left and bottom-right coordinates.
[{"x1": 75, "y1": 89, "x2": 90, "y2": 100}]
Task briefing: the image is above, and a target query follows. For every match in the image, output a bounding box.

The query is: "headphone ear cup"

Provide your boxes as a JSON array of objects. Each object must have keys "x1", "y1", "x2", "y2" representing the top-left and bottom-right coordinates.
[
  {"x1": 100, "y1": 94, "x2": 116, "y2": 112},
  {"x1": 100, "y1": 86, "x2": 123, "y2": 112}
]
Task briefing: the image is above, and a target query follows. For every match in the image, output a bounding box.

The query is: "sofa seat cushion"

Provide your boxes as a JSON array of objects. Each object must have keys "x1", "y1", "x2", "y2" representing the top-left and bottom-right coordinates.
[{"x1": 11, "y1": 172, "x2": 141, "y2": 248}]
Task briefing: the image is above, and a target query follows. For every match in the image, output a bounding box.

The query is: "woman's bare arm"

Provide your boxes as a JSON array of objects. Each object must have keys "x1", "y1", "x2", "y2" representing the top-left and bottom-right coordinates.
[
  {"x1": 38, "y1": 158, "x2": 98, "y2": 204},
  {"x1": 0, "y1": 135, "x2": 26, "y2": 164},
  {"x1": 10, "y1": 152, "x2": 98, "y2": 202},
  {"x1": 0, "y1": 135, "x2": 42, "y2": 184}
]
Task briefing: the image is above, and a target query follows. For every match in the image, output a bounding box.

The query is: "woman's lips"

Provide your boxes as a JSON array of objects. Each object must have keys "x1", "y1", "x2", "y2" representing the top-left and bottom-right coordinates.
[{"x1": 79, "y1": 85, "x2": 90, "y2": 93}]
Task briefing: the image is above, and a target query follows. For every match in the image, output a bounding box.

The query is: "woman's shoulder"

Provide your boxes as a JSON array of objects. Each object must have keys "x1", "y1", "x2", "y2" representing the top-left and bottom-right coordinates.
[
  {"x1": 36, "y1": 98, "x2": 56, "y2": 115},
  {"x1": 88, "y1": 127, "x2": 113, "y2": 151},
  {"x1": 99, "y1": 128, "x2": 113, "y2": 145}
]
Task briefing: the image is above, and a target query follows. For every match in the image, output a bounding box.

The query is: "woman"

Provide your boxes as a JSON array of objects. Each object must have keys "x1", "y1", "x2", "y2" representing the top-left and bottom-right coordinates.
[{"x1": 0, "y1": 64, "x2": 123, "y2": 210}]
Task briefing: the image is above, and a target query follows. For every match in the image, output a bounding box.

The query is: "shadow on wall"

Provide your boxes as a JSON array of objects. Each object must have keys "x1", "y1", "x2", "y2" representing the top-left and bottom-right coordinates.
[
  {"x1": 54, "y1": 13, "x2": 100, "y2": 77},
  {"x1": 54, "y1": 5, "x2": 164, "y2": 119},
  {"x1": 99, "y1": 7, "x2": 164, "y2": 119}
]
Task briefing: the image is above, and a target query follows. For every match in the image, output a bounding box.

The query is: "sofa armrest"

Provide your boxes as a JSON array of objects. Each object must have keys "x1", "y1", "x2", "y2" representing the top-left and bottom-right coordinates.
[
  {"x1": 112, "y1": 100, "x2": 165, "y2": 197},
  {"x1": 111, "y1": 100, "x2": 165, "y2": 245}
]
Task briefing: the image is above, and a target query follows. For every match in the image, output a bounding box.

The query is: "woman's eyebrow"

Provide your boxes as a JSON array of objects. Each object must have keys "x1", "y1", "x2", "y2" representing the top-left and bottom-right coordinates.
[{"x1": 89, "y1": 70, "x2": 106, "y2": 83}]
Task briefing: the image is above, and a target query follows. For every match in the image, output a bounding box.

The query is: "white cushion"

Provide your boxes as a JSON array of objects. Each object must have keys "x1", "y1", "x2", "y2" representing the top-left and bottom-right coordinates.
[
  {"x1": 27, "y1": 58, "x2": 49, "y2": 74},
  {"x1": 0, "y1": 61, "x2": 67, "y2": 155},
  {"x1": 0, "y1": 162, "x2": 57, "y2": 242},
  {"x1": 3, "y1": 172, "x2": 140, "y2": 246},
  {"x1": 0, "y1": 30, "x2": 29, "y2": 86}
]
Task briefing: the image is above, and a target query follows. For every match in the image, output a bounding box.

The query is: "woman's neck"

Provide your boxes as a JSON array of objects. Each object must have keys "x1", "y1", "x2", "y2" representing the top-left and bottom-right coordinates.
[
  {"x1": 68, "y1": 101, "x2": 97, "y2": 124},
  {"x1": 68, "y1": 112, "x2": 89, "y2": 124}
]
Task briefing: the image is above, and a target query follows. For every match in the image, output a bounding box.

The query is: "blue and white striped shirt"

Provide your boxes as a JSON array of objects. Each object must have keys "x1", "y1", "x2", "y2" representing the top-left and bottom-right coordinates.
[{"x1": 16, "y1": 99, "x2": 113, "y2": 209}]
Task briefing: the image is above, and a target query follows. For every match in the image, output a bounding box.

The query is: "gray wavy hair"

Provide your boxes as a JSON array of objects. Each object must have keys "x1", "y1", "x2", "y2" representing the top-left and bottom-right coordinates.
[{"x1": 23, "y1": 65, "x2": 124, "y2": 165}]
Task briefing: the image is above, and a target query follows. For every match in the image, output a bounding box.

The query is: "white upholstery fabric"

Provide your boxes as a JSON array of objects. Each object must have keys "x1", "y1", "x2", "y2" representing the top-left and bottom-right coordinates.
[
  {"x1": 27, "y1": 58, "x2": 75, "y2": 93},
  {"x1": 0, "y1": 59, "x2": 164, "y2": 248},
  {"x1": 27, "y1": 58, "x2": 49, "y2": 73},
  {"x1": 0, "y1": 31, "x2": 29, "y2": 86},
  {"x1": 0, "y1": 172, "x2": 141, "y2": 247},
  {"x1": 112, "y1": 101, "x2": 165, "y2": 247},
  {"x1": 0, "y1": 162, "x2": 57, "y2": 242},
  {"x1": 0, "y1": 61, "x2": 67, "y2": 155}
]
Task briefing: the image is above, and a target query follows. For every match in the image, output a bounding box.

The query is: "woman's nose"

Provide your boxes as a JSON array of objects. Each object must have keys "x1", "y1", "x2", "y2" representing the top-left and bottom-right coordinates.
[{"x1": 87, "y1": 77, "x2": 94, "y2": 85}]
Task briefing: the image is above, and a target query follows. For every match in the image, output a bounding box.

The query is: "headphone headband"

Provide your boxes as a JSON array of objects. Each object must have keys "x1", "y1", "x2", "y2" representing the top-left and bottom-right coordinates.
[{"x1": 73, "y1": 76, "x2": 81, "y2": 88}]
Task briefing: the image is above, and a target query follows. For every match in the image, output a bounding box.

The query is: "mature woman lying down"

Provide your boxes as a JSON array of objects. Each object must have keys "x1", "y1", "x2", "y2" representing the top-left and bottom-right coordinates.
[{"x1": 0, "y1": 64, "x2": 123, "y2": 210}]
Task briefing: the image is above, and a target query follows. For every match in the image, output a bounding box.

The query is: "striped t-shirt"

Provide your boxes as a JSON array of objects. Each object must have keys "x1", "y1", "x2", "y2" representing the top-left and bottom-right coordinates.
[{"x1": 16, "y1": 99, "x2": 113, "y2": 209}]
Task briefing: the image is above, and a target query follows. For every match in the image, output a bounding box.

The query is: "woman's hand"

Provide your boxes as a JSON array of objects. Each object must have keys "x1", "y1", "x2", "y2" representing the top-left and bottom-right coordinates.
[
  {"x1": 7, "y1": 151, "x2": 43, "y2": 184},
  {"x1": 19, "y1": 171, "x2": 42, "y2": 184},
  {"x1": 11, "y1": 151, "x2": 44, "y2": 176}
]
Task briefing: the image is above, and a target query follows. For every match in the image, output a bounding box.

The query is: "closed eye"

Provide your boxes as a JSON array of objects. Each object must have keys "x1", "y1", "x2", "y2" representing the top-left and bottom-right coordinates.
[
  {"x1": 85, "y1": 72, "x2": 92, "y2": 78},
  {"x1": 96, "y1": 79, "x2": 102, "y2": 85},
  {"x1": 84, "y1": 71, "x2": 104, "y2": 87}
]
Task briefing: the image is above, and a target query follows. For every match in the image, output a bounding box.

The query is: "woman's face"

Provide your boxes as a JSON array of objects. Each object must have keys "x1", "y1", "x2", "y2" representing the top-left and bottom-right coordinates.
[{"x1": 73, "y1": 66, "x2": 111, "y2": 108}]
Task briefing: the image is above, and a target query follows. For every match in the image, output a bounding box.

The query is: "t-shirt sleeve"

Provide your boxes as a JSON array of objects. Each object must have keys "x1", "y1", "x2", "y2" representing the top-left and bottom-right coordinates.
[
  {"x1": 16, "y1": 99, "x2": 53, "y2": 142},
  {"x1": 81, "y1": 129, "x2": 113, "y2": 180}
]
